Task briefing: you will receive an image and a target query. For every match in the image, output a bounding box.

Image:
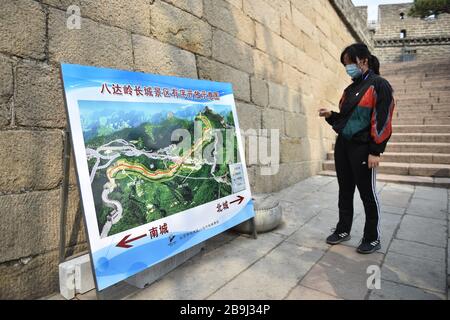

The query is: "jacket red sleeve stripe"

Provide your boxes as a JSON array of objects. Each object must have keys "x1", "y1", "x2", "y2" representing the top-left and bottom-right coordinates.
[{"x1": 369, "y1": 80, "x2": 395, "y2": 155}]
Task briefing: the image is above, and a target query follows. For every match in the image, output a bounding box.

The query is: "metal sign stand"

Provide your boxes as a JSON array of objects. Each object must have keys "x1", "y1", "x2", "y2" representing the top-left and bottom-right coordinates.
[{"x1": 59, "y1": 129, "x2": 72, "y2": 264}]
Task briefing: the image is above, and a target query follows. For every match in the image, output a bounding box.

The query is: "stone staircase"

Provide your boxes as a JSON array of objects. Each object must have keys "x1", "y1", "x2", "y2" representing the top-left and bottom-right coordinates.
[{"x1": 320, "y1": 58, "x2": 450, "y2": 188}]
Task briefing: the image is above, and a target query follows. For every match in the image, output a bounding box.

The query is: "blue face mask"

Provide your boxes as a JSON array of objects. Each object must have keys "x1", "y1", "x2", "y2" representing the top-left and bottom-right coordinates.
[{"x1": 345, "y1": 64, "x2": 362, "y2": 79}]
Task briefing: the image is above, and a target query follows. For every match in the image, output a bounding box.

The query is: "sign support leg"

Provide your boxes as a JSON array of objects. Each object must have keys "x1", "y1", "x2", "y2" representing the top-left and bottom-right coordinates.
[
  {"x1": 59, "y1": 129, "x2": 71, "y2": 263},
  {"x1": 250, "y1": 217, "x2": 257, "y2": 239}
]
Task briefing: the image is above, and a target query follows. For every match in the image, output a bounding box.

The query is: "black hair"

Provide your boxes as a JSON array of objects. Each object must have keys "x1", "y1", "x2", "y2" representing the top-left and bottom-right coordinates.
[{"x1": 340, "y1": 43, "x2": 380, "y2": 75}]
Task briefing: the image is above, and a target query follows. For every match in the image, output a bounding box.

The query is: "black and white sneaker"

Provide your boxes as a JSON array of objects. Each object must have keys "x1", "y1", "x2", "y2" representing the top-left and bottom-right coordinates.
[
  {"x1": 326, "y1": 230, "x2": 351, "y2": 245},
  {"x1": 357, "y1": 239, "x2": 381, "y2": 254}
]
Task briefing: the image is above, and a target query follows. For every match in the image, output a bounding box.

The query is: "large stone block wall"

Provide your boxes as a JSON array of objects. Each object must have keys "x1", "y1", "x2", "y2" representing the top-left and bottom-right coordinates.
[
  {"x1": 0, "y1": 0, "x2": 361, "y2": 299},
  {"x1": 373, "y1": 3, "x2": 450, "y2": 62}
]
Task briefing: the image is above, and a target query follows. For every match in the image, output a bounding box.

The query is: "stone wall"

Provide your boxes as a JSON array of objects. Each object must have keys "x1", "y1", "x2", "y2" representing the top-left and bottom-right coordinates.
[
  {"x1": 0, "y1": 0, "x2": 362, "y2": 299},
  {"x1": 373, "y1": 3, "x2": 450, "y2": 62}
]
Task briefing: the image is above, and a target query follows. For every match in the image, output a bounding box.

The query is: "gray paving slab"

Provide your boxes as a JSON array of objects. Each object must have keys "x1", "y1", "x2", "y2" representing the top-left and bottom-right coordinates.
[
  {"x1": 208, "y1": 242, "x2": 324, "y2": 300},
  {"x1": 414, "y1": 186, "x2": 448, "y2": 202},
  {"x1": 275, "y1": 180, "x2": 324, "y2": 202},
  {"x1": 382, "y1": 183, "x2": 415, "y2": 194},
  {"x1": 388, "y1": 238, "x2": 446, "y2": 263},
  {"x1": 285, "y1": 209, "x2": 339, "y2": 251},
  {"x1": 381, "y1": 251, "x2": 447, "y2": 293},
  {"x1": 317, "y1": 180, "x2": 339, "y2": 194},
  {"x1": 381, "y1": 205, "x2": 406, "y2": 215},
  {"x1": 300, "y1": 245, "x2": 384, "y2": 300},
  {"x1": 379, "y1": 191, "x2": 412, "y2": 208},
  {"x1": 285, "y1": 285, "x2": 342, "y2": 300},
  {"x1": 202, "y1": 230, "x2": 240, "y2": 254},
  {"x1": 272, "y1": 201, "x2": 319, "y2": 236},
  {"x1": 128, "y1": 232, "x2": 285, "y2": 299},
  {"x1": 396, "y1": 215, "x2": 447, "y2": 248},
  {"x1": 406, "y1": 197, "x2": 447, "y2": 220},
  {"x1": 368, "y1": 280, "x2": 446, "y2": 300}
]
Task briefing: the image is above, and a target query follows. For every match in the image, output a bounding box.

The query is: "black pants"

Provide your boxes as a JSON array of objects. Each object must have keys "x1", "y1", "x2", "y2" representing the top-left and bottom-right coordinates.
[{"x1": 334, "y1": 135, "x2": 381, "y2": 242}]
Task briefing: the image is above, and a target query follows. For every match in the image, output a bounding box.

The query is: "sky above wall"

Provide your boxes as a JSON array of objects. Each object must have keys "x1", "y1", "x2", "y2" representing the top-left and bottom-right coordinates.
[{"x1": 352, "y1": 0, "x2": 413, "y2": 21}]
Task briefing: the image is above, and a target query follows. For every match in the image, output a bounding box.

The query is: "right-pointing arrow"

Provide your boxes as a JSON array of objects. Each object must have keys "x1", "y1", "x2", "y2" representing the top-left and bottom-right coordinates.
[{"x1": 230, "y1": 195, "x2": 244, "y2": 205}]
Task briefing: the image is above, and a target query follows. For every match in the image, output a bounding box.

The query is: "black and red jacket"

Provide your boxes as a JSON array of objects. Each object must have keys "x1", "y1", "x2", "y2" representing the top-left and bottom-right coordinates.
[{"x1": 326, "y1": 69, "x2": 395, "y2": 156}]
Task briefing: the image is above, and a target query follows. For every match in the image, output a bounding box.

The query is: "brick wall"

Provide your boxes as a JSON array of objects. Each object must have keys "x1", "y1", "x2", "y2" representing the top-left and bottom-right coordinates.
[
  {"x1": 0, "y1": 0, "x2": 363, "y2": 299},
  {"x1": 373, "y1": 3, "x2": 450, "y2": 62}
]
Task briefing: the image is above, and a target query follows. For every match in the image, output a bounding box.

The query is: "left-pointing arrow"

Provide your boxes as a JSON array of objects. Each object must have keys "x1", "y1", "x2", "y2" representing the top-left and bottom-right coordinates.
[{"x1": 116, "y1": 233, "x2": 147, "y2": 248}]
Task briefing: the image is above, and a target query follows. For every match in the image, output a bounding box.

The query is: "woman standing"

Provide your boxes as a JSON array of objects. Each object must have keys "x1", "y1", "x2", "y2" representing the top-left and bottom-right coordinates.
[{"x1": 319, "y1": 43, "x2": 395, "y2": 254}]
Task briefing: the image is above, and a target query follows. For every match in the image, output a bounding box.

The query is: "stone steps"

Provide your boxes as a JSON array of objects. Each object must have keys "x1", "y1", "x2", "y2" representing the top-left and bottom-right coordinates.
[
  {"x1": 323, "y1": 160, "x2": 450, "y2": 177},
  {"x1": 393, "y1": 104, "x2": 450, "y2": 112},
  {"x1": 319, "y1": 170, "x2": 450, "y2": 188},
  {"x1": 394, "y1": 92, "x2": 450, "y2": 99},
  {"x1": 392, "y1": 125, "x2": 450, "y2": 133},
  {"x1": 394, "y1": 111, "x2": 450, "y2": 119},
  {"x1": 394, "y1": 117, "x2": 450, "y2": 125},
  {"x1": 389, "y1": 133, "x2": 450, "y2": 143},
  {"x1": 330, "y1": 142, "x2": 450, "y2": 153},
  {"x1": 327, "y1": 152, "x2": 450, "y2": 164}
]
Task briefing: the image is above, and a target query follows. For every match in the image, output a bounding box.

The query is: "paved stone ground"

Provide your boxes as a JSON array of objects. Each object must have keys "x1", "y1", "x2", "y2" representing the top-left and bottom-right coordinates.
[{"x1": 53, "y1": 175, "x2": 449, "y2": 300}]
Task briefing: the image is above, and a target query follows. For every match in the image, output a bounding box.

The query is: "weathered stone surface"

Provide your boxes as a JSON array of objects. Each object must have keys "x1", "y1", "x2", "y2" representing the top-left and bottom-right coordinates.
[
  {"x1": 253, "y1": 50, "x2": 283, "y2": 84},
  {"x1": 252, "y1": 161, "x2": 319, "y2": 194},
  {"x1": 212, "y1": 29, "x2": 253, "y2": 74},
  {"x1": 291, "y1": 5, "x2": 317, "y2": 38},
  {"x1": 281, "y1": 17, "x2": 305, "y2": 50},
  {"x1": 43, "y1": 0, "x2": 152, "y2": 35},
  {"x1": 0, "y1": 0, "x2": 46, "y2": 59},
  {"x1": 379, "y1": 190, "x2": 412, "y2": 208},
  {"x1": 15, "y1": 62, "x2": 66, "y2": 128},
  {"x1": 204, "y1": 0, "x2": 255, "y2": 45},
  {"x1": 133, "y1": 35, "x2": 197, "y2": 78},
  {"x1": 268, "y1": 82, "x2": 301, "y2": 113},
  {"x1": 0, "y1": 130, "x2": 63, "y2": 193},
  {"x1": 268, "y1": 0, "x2": 292, "y2": 19},
  {"x1": 0, "y1": 244, "x2": 87, "y2": 299},
  {"x1": 235, "y1": 102, "x2": 261, "y2": 131},
  {"x1": 414, "y1": 186, "x2": 448, "y2": 202},
  {"x1": 0, "y1": 189, "x2": 60, "y2": 263},
  {"x1": 300, "y1": 245, "x2": 383, "y2": 300},
  {"x1": 65, "y1": 188, "x2": 86, "y2": 248},
  {"x1": 381, "y1": 251, "x2": 447, "y2": 293},
  {"x1": 128, "y1": 233, "x2": 284, "y2": 299},
  {"x1": 151, "y1": 1, "x2": 212, "y2": 56},
  {"x1": 285, "y1": 113, "x2": 307, "y2": 138},
  {"x1": 262, "y1": 108, "x2": 283, "y2": 131},
  {"x1": 224, "y1": 0, "x2": 242, "y2": 9},
  {"x1": 163, "y1": 0, "x2": 203, "y2": 18},
  {"x1": 396, "y1": 215, "x2": 447, "y2": 248},
  {"x1": 369, "y1": 280, "x2": 446, "y2": 300},
  {"x1": 0, "y1": 55, "x2": 13, "y2": 102},
  {"x1": 209, "y1": 242, "x2": 323, "y2": 299},
  {"x1": 0, "y1": 102, "x2": 10, "y2": 128},
  {"x1": 48, "y1": 8, "x2": 133, "y2": 69},
  {"x1": 0, "y1": 56, "x2": 12, "y2": 128},
  {"x1": 280, "y1": 138, "x2": 309, "y2": 163},
  {"x1": 389, "y1": 239, "x2": 446, "y2": 263},
  {"x1": 197, "y1": 57, "x2": 250, "y2": 102},
  {"x1": 282, "y1": 63, "x2": 310, "y2": 93},
  {"x1": 255, "y1": 23, "x2": 285, "y2": 61},
  {"x1": 250, "y1": 77, "x2": 268, "y2": 107},
  {"x1": 406, "y1": 197, "x2": 447, "y2": 220},
  {"x1": 243, "y1": 0, "x2": 280, "y2": 34},
  {"x1": 286, "y1": 285, "x2": 341, "y2": 300}
]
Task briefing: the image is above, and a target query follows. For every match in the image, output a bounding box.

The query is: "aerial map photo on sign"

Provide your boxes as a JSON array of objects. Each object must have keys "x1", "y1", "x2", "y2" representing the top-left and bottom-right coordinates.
[{"x1": 81, "y1": 101, "x2": 240, "y2": 238}]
